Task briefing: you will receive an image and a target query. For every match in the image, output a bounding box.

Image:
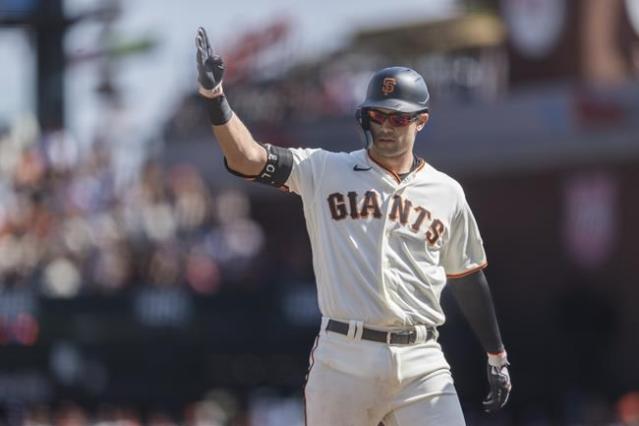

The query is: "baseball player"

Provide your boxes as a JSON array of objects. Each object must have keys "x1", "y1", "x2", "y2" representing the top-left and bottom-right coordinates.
[{"x1": 195, "y1": 27, "x2": 511, "y2": 425}]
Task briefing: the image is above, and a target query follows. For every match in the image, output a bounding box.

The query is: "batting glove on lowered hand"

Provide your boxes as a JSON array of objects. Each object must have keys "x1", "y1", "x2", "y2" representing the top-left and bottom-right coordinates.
[
  {"x1": 483, "y1": 352, "x2": 512, "y2": 413},
  {"x1": 195, "y1": 27, "x2": 225, "y2": 98}
]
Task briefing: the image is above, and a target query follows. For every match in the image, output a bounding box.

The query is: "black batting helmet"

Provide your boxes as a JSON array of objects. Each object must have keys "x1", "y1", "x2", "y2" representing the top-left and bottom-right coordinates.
[
  {"x1": 356, "y1": 67, "x2": 430, "y2": 147},
  {"x1": 358, "y1": 66, "x2": 430, "y2": 114}
]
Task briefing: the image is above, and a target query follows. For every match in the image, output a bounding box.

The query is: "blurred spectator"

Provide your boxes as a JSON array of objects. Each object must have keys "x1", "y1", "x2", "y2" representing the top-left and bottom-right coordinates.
[
  {"x1": 211, "y1": 190, "x2": 264, "y2": 266},
  {"x1": 618, "y1": 392, "x2": 639, "y2": 426},
  {"x1": 53, "y1": 402, "x2": 90, "y2": 426}
]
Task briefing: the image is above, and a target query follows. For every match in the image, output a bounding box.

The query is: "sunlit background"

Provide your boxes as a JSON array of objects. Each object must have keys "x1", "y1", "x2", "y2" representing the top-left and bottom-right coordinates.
[{"x1": 1, "y1": 0, "x2": 639, "y2": 424}]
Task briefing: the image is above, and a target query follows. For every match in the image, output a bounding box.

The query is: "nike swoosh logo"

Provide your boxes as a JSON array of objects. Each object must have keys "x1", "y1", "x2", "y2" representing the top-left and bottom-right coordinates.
[{"x1": 353, "y1": 165, "x2": 372, "y2": 172}]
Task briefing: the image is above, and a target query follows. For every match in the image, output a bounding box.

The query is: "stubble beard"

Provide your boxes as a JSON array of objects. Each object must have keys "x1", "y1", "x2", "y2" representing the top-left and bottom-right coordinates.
[
  {"x1": 370, "y1": 131, "x2": 413, "y2": 160},
  {"x1": 371, "y1": 140, "x2": 404, "y2": 159}
]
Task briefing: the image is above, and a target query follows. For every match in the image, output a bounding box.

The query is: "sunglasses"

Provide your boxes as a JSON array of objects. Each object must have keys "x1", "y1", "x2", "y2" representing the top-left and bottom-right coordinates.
[{"x1": 367, "y1": 109, "x2": 420, "y2": 127}]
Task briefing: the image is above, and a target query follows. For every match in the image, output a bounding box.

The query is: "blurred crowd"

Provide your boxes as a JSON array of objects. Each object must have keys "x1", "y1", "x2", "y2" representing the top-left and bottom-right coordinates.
[
  {"x1": 164, "y1": 70, "x2": 366, "y2": 144},
  {"x1": 9, "y1": 389, "x2": 639, "y2": 426},
  {"x1": 11, "y1": 388, "x2": 305, "y2": 426},
  {"x1": 226, "y1": 66, "x2": 367, "y2": 124},
  {"x1": 0, "y1": 116, "x2": 265, "y2": 298}
]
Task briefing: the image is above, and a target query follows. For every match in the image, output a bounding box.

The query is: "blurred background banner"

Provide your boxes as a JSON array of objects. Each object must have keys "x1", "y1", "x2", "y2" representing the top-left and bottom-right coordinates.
[{"x1": 1, "y1": 0, "x2": 639, "y2": 424}]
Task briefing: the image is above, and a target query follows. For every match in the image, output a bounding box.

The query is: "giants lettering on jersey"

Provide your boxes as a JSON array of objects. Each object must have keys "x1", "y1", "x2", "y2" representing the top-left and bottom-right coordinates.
[{"x1": 327, "y1": 192, "x2": 445, "y2": 245}]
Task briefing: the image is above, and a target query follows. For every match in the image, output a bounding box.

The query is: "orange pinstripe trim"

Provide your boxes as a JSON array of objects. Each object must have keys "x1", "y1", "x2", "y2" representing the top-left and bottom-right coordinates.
[
  {"x1": 366, "y1": 151, "x2": 401, "y2": 183},
  {"x1": 414, "y1": 158, "x2": 427, "y2": 174},
  {"x1": 446, "y1": 261, "x2": 488, "y2": 279}
]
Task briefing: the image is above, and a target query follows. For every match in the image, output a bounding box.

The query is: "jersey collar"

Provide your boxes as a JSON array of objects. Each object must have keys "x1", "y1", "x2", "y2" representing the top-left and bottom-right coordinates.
[{"x1": 365, "y1": 150, "x2": 427, "y2": 184}]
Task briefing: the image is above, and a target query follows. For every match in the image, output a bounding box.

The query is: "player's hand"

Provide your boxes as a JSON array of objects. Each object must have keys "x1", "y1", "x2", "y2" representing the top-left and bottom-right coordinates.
[
  {"x1": 195, "y1": 26, "x2": 225, "y2": 98},
  {"x1": 482, "y1": 352, "x2": 512, "y2": 413}
]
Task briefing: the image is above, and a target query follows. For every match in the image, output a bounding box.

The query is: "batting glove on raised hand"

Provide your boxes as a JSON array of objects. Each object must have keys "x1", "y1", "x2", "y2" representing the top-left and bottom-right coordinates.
[
  {"x1": 483, "y1": 352, "x2": 512, "y2": 413},
  {"x1": 195, "y1": 27, "x2": 225, "y2": 98}
]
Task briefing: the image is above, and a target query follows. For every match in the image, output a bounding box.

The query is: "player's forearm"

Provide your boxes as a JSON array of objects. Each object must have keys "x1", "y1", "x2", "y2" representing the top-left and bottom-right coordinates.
[
  {"x1": 448, "y1": 270, "x2": 505, "y2": 354},
  {"x1": 195, "y1": 28, "x2": 267, "y2": 177},
  {"x1": 210, "y1": 106, "x2": 267, "y2": 176}
]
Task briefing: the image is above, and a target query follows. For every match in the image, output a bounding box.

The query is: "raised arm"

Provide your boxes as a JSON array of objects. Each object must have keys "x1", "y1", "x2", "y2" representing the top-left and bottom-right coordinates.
[{"x1": 195, "y1": 27, "x2": 266, "y2": 176}]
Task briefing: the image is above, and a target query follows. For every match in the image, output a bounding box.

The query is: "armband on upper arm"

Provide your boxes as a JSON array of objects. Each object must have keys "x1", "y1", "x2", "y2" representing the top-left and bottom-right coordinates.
[{"x1": 224, "y1": 143, "x2": 293, "y2": 188}]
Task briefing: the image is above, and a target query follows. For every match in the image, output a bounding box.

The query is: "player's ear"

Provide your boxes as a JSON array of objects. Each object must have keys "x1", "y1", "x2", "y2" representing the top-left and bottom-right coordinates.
[{"x1": 416, "y1": 113, "x2": 429, "y2": 131}]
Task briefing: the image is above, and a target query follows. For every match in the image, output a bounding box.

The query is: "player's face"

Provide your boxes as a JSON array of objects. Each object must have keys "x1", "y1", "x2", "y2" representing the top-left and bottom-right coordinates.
[{"x1": 368, "y1": 108, "x2": 429, "y2": 159}]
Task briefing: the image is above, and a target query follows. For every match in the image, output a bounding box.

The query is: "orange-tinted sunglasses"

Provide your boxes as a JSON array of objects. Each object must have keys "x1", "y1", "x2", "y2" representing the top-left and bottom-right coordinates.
[{"x1": 367, "y1": 109, "x2": 419, "y2": 127}]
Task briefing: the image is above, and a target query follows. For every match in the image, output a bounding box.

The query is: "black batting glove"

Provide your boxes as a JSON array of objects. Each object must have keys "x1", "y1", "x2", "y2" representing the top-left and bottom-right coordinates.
[
  {"x1": 195, "y1": 27, "x2": 225, "y2": 98},
  {"x1": 482, "y1": 352, "x2": 512, "y2": 413}
]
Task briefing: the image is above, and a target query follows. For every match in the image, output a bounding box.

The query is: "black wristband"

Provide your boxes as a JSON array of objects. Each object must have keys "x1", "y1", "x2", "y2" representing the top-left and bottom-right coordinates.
[{"x1": 205, "y1": 95, "x2": 233, "y2": 125}]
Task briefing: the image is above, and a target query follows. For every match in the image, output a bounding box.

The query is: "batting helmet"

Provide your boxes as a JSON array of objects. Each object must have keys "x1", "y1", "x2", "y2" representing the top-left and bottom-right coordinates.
[
  {"x1": 358, "y1": 67, "x2": 430, "y2": 114},
  {"x1": 356, "y1": 67, "x2": 430, "y2": 146}
]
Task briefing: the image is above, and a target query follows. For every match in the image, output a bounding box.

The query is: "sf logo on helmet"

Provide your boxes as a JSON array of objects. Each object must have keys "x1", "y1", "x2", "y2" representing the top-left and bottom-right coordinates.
[{"x1": 382, "y1": 77, "x2": 397, "y2": 96}]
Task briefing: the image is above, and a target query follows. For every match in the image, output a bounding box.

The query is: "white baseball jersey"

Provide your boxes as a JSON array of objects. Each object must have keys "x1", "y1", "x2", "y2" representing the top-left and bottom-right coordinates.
[{"x1": 284, "y1": 147, "x2": 487, "y2": 329}]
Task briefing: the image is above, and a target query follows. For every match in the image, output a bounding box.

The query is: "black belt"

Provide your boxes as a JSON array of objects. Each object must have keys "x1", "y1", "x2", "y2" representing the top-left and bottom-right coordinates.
[{"x1": 325, "y1": 319, "x2": 434, "y2": 345}]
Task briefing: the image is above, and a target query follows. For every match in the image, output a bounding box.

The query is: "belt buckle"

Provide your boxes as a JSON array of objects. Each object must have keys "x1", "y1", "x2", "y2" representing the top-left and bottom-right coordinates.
[{"x1": 394, "y1": 329, "x2": 417, "y2": 345}]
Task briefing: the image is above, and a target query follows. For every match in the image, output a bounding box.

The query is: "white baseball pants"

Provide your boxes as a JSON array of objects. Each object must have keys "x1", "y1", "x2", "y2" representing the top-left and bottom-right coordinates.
[{"x1": 304, "y1": 319, "x2": 466, "y2": 426}]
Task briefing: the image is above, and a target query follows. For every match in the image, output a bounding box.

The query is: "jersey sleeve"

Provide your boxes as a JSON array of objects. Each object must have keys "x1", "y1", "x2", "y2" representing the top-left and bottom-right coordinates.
[
  {"x1": 441, "y1": 189, "x2": 487, "y2": 278},
  {"x1": 284, "y1": 147, "x2": 328, "y2": 196}
]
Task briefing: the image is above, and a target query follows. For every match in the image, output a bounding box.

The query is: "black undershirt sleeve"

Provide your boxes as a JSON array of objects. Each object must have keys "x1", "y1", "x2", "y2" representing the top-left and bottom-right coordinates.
[{"x1": 448, "y1": 270, "x2": 505, "y2": 354}]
